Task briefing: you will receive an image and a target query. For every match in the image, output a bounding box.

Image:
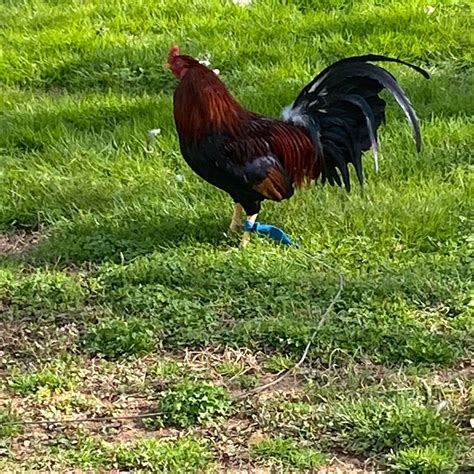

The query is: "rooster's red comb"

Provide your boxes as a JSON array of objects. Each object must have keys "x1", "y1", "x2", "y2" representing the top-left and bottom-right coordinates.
[{"x1": 168, "y1": 46, "x2": 180, "y2": 62}]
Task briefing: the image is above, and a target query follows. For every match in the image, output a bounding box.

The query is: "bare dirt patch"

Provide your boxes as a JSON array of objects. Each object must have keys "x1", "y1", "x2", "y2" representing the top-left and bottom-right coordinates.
[{"x1": 0, "y1": 229, "x2": 44, "y2": 256}]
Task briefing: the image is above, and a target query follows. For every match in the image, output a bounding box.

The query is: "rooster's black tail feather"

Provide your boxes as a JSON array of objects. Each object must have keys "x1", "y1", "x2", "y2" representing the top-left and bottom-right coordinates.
[{"x1": 283, "y1": 55, "x2": 429, "y2": 190}]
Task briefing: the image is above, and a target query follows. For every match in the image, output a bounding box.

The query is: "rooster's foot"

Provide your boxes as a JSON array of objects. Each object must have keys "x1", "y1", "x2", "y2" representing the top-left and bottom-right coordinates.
[
  {"x1": 240, "y1": 213, "x2": 258, "y2": 250},
  {"x1": 229, "y1": 203, "x2": 243, "y2": 233}
]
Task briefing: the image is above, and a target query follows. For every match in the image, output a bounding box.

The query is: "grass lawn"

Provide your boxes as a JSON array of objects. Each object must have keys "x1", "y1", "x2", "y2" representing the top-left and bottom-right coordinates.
[{"x1": 0, "y1": 0, "x2": 473, "y2": 471}]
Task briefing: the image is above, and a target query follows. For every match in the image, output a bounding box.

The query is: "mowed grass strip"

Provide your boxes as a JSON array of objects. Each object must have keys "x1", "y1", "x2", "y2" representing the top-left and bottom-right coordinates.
[{"x1": 0, "y1": 0, "x2": 472, "y2": 471}]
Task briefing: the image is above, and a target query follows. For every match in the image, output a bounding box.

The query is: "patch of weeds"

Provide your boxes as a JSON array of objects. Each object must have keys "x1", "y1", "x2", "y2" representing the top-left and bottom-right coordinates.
[
  {"x1": 83, "y1": 317, "x2": 158, "y2": 358},
  {"x1": 8, "y1": 361, "x2": 79, "y2": 396},
  {"x1": 102, "y1": 283, "x2": 170, "y2": 314},
  {"x1": 331, "y1": 395, "x2": 460, "y2": 455},
  {"x1": 1, "y1": 270, "x2": 86, "y2": 315},
  {"x1": 52, "y1": 393, "x2": 100, "y2": 415},
  {"x1": 113, "y1": 437, "x2": 214, "y2": 472},
  {"x1": 0, "y1": 406, "x2": 21, "y2": 440},
  {"x1": 160, "y1": 301, "x2": 220, "y2": 348},
  {"x1": 149, "y1": 358, "x2": 182, "y2": 380},
  {"x1": 255, "y1": 391, "x2": 463, "y2": 460},
  {"x1": 232, "y1": 316, "x2": 313, "y2": 354},
  {"x1": 102, "y1": 281, "x2": 221, "y2": 347},
  {"x1": 235, "y1": 293, "x2": 467, "y2": 366},
  {"x1": 387, "y1": 445, "x2": 458, "y2": 473},
  {"x1": 237, "y1": 374, "x2": 260, "y2": 390},
  {"x1": 158, "y1": 380, "x2": 232, "y2": 428},
  {"x1": 216, "y1": 360, "x2": 244, "y2": 378},
  {"x1": 47, "y1": 434, "x2": 108, "y2": 470},
  {"x1": 255, "y1": 399, "x2": 320, "y2": 440},
  {"x1": 252, "y1": 437, "x2": 326, "y2": 470},
  {"x1": 264, "y1": 354, "x2": 295, "y2": 373}
]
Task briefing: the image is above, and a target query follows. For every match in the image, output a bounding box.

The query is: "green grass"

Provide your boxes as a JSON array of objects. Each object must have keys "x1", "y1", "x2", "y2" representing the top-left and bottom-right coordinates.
[
  {"x1": 21, "y1": 434, "x2": 213, "y2": 472},
  {"x1": 113, "y1": 437, "x2": 214, "y2": 472},
  {"x1": 388, "y1": 445, "x2": 459, "y2": 474},
  {"x1": 0, "y1": 0, "x2": 472, "y2": 470},
  {"x1": 330, "y1": 394, "x2": 460, "y2": 454},
  {"x1": 252, "y1": 437, "x2": 327, "y2": 470}
]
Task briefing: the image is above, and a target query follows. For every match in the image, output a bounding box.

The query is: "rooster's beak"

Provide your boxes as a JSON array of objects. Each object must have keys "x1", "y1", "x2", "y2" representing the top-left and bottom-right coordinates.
[{"x1": 163, "y1": 62, "x2": 171, "y2": 70}]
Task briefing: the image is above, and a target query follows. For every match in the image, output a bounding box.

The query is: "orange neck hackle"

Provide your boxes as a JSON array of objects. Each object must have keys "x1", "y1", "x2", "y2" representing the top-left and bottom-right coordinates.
[{"x1": 170, "y1": 50, "x2": 252, "y2": 139}]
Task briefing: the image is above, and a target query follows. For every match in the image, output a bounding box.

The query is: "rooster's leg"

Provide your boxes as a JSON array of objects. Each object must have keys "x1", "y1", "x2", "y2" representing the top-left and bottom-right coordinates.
[
  {"x1": 229, "y1": 203, "x2": 243, "y2": 233},
  {"x1": 240, "y1": 213, "x2": 258, "y2": 249}
]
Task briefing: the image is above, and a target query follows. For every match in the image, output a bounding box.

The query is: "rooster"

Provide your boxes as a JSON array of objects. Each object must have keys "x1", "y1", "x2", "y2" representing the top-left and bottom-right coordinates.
[{"x1": 167, "y1": 46, "x2": 429, "y2": 248}]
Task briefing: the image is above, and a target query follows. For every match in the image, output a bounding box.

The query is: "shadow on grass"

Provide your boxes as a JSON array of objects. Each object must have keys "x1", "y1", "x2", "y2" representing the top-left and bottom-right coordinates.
[
  {"x1": 0, "y1": 96, "x2": 172, "y2": 155},
  {"x1": 1, "y1": 63, "x2": 471, "y2": 161},
  {"x1": 1, "y1": 248, "x2": 471, "y2": 367},
  {"x1": 17, "y1": 211, "x2": 233, "y2": 266}
]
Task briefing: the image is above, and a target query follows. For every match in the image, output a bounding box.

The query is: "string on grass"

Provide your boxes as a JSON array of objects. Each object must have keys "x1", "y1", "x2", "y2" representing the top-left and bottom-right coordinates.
[
  {"x1": 235, "y1": 269, "x2": 344, "y2": 399},
  {"x1": 0, "y1": 412, "x2": 164, "y2": 427}
]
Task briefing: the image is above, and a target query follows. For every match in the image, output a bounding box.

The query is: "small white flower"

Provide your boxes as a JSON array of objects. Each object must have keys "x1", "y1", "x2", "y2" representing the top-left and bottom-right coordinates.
[
  {"x1": 233, "y1": 0, "x2": 252, "y2": 5},
  {"x1": 425, "y1": 5, "x2": 435, "y2": 14},
  {"x1": 198, "y1": 54, "x2": 212, "y2": 67},
  {"x1": 146, "y1": 128, "x2": 161, "y2": 144},
  {"x1": 175, "y1": 174, "x2": 185, "y2": 183},
  {"x1": 197, "y1": 56, "x2": 221, "y2": 75}
]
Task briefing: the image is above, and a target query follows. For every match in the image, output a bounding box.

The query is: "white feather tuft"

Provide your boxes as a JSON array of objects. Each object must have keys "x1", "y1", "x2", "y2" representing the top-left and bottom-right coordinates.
[{"x1": 281, "y1": 104, "x2": 309, "y2": 127}]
